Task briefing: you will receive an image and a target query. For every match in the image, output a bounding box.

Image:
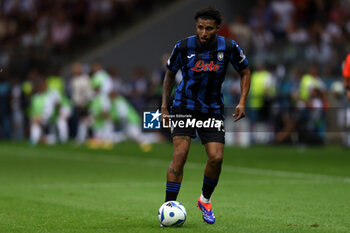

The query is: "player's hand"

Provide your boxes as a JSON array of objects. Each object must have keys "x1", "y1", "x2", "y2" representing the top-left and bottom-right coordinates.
[
  {"x1": 346, "y1": 89, "x2": 350, "y2": 101},
  {"x1": 161, "y1": 106, "x2": 170, "y2": 129},
  {"x1": 232, "y1": 104, "x2": 246, "y2": 122}
]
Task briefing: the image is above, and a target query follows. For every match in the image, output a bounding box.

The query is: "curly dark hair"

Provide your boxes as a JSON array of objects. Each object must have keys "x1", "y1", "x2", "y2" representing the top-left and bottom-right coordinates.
[{"x1": 194, "y1": 6, "x2": 222, "y2": 26}]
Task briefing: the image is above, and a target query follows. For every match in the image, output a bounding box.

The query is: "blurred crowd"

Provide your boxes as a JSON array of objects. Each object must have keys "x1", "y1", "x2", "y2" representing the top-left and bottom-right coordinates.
[
  {"x1": 0, "y1": 0, "x2": 171, "y2": 148},
  {"x1": 220, "y1": 0, "x2": 350, "y2": 147},
  {"x1": 224, "y1": 0, "x2": 350, "y2": 75},
  {"x1": 0, "y1": 0, "x2": 166, "y2": 80},
  {"x1": 0, "y1": 0, "x2": 350, "y2": 147}
]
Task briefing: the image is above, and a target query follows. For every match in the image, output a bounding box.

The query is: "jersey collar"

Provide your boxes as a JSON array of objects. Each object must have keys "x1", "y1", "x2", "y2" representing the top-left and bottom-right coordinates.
[{"x1": 196, "y1": 35, "x2": 218, "y2": 50}]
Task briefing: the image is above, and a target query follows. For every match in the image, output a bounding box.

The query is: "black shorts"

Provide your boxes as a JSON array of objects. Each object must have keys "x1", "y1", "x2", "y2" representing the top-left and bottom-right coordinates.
[{"x1": 170, "y1": 106, "x2": 225, "y2": 144}]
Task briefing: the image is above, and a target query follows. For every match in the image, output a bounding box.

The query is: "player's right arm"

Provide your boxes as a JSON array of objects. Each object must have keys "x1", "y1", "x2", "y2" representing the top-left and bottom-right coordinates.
[
  {"x1": 161, "y1": 41, "x2": 182, "y2": 126},
  {"x1": 161, "y1": 70, "x2": 176, "y2": 127}
]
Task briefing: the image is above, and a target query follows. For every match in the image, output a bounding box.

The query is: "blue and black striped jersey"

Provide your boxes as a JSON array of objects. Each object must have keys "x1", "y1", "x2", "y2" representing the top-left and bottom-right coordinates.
[{"x1": 166, "y1": 35, "x2": 248, "y2": 115}]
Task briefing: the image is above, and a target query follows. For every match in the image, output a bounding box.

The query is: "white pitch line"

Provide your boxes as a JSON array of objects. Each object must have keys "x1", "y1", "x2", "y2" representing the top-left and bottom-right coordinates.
[
  {"x1": 2, "y1": 147, "x2": 350, "y2": 183},
  {"x1": 227, "y1": 166, "x2": 350, "y2": 183}
]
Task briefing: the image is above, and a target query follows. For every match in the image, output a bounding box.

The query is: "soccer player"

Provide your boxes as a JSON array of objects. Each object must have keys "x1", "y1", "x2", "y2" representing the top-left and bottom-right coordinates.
[
  {"x1": 344, "y1": 53, "x2": 350, "y2": 102},
  {"x1": 29, "y1": 79, "x2": 71, "y2": 145},
  {"x1": 109, "y1": 90, "x2": 157, "y2": 151},
  {"x1": 88, "y1": 80, "x2": 113, "y2": 147},
  {"x1": 343, "y1": 53, "x2": 350, "y2": 148},
  {"x1": 161, "y1": 7, "x2": 251, "y2": 224}
]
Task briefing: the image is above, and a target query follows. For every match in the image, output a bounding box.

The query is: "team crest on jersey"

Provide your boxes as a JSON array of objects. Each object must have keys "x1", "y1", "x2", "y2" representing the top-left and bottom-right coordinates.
[
  {"x1": 217, "y1": 52, "x2": 224, "y2": 61},
  {"x1": 240, "y1": 49, "x2": 246, "y2": 60}
]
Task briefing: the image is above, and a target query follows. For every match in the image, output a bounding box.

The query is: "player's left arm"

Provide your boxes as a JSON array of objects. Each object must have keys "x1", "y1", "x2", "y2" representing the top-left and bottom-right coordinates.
[{"x1": 233, "y1": 67, "x2": 251, "y2": 122}]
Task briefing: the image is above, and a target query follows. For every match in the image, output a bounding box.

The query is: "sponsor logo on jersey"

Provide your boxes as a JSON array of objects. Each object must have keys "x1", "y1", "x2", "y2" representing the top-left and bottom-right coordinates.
[{"x1": 191, "y1": 60, "x2": 220, "y2": 72}]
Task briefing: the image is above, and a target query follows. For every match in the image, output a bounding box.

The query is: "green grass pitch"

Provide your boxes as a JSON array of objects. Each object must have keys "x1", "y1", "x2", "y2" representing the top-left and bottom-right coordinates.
[{"x1": 0, "y1": 141, "x2": 349, "y2": 233}]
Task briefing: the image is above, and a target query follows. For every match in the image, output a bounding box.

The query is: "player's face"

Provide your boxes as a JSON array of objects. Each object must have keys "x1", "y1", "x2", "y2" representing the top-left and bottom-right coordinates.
[{"x1": 195, "y1": 18, "x2": 219, "y2": 46}]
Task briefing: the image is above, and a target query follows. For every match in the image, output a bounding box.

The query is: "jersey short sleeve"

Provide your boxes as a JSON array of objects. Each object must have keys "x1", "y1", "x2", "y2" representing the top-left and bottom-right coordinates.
[
  {"x1": 166, "y1": 41, "x2": 182, "y2": 72},
  {"x1": 343, "y1": 54, "x2": 350, "y2": 78},
  {"x1": 229, "y1": 40, "x2": 248, "y2": 72}
]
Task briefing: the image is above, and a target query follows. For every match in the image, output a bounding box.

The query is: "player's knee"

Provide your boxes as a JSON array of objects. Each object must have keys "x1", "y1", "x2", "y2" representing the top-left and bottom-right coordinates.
[
  {"x1": 172, "y1": 148, "x2": 189, "y2": 165},
  {"x1": 208, "y1": 153, "x2": 223, "y2": 166},
  {"x1": 173, "y1": 144, "x2": 189, "y2": 157},
  {"x1": 173, "y1": 150, "x2": 188, "y2": 161},
  {"x1": 210, "y1": 157, "x2": 223, "y2": 166}
]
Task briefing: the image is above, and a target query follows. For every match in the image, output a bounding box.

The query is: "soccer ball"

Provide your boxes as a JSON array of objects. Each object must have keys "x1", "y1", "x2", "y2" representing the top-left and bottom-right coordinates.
[{"x1": 158, "y1": 201, "x2": 187, "y2": 227}]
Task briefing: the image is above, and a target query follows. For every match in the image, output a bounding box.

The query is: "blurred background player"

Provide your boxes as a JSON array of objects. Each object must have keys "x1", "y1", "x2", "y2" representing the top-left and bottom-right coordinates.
[
  {"x1": 90, "y1": 62, "x2": 113, "y2": 95},
  {"x1": 46, "y1": 68, "x2": 72, "y2": 144},
  {"x1": 88, "y1": 76, "x2": 114, "y2": 149},
  {"x1": 248, "y1": 63, "x2": 276, "y2": 144},
  {"x1": 109, "y1": 90, "x2": 157, "y2": 151},
  {"x1": 68, "y1": 62, "x2": 93, "y2": 144},
  {"x1": 298, "y1": 65, "x2": 328, "y2": 144},
  {"x1": 29, "y1": 78, "x2": 71, "y2": 145},
  {"x1": 29, "y1": 80, "x2": 50, "y2": 145},
  {"x1": 343, "y1": 53, "x2": 350, "y2": 148}
]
